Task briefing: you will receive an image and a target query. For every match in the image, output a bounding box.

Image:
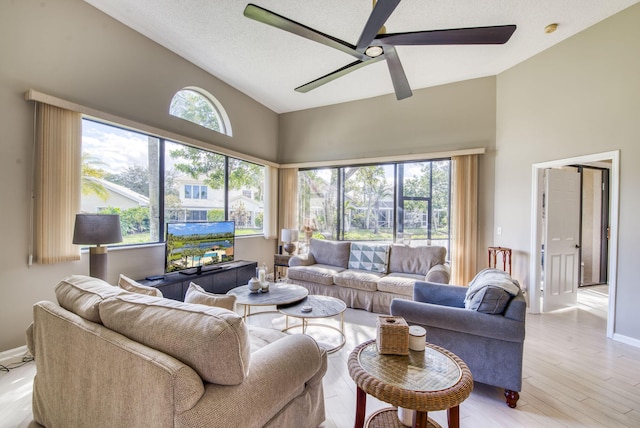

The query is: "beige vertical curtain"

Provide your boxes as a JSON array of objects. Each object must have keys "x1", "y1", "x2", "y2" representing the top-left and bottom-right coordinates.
[
  {"x1": 278, "y1": 168, "x2": 298, "y2": 231},
  {"x1": 263, "y1": 165, "x2": 278, "y2": 239},
  {"x1": 33, "y1": 103, "x2": 82, "y2": 264},
  {"x1": 450, "y1": 154, "x2": 478, "y2": 285}
]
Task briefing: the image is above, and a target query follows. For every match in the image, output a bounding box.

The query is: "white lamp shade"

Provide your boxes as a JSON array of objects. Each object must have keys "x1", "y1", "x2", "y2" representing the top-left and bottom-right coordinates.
[
  {"x1": 281, "y1": 229, "x2": 291, "y2": 243},
  {"x1": 290, "y1": 229, "x2": 299, "y2": 241}
]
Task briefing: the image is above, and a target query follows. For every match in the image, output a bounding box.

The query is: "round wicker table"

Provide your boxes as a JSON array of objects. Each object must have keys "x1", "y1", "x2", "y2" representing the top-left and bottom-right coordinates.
[{"x1": 348, "y1": 340, "x2": 473, "y2": 428}]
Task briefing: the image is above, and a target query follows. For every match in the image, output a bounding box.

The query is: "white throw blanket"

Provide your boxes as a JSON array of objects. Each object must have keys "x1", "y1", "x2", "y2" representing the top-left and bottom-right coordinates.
[{"x1": 464, "y1": 268, "x2": 521, "y2": 306}]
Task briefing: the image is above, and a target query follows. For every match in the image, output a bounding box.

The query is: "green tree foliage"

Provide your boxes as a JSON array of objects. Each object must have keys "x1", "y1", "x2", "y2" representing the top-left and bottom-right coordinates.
[
  {"x1": 81, "y1": 154, "x2": 109, "y2": 201},
  {"x1": 100, "y1": 206, "x2": 149, "y2": 236},
  {"x1": 105, "y1": 165, "x2": 150, "y2": 197},
  {"x1": 170, "y1": 89, "x2": 221, "y2": 131},
  {"x1": 345, "y1": 166, "x2": 392, "y2": 233},
  {"x1": 207, "y1": 209, "x2": 225, "y2": 221},
  {"x1": 169, "y1": 148, "x2": 264, "y2": 201}
]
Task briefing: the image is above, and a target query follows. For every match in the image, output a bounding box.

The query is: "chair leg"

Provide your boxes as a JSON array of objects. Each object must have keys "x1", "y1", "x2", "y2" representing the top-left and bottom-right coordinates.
[{"x1": 504, "y1": 390, "x2": 519, "y2": 408}]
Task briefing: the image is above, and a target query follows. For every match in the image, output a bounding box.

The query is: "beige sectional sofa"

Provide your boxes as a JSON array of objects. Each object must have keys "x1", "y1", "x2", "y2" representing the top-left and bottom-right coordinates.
[
  {"x1": 287, "y1": 239, "x2": 450, "y2": 313},
  {"x1": 27, "y1": 275, "x2": 326, "y2": 428}
]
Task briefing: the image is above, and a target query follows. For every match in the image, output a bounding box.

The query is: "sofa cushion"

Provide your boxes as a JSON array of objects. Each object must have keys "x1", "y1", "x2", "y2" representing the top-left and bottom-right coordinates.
[
  {"x1": 388, "y1": 245, "x2": 446, "y2": 275},
  {"x1": 184, "y1": 282, "x2": 236, "y2": 311},
  {"x1": 309, "y1": 239, "x2": 351, "y2": 268},
  {"x1": 287, "y1": 264, "x2": 345, "y2": 286},
  {"x1": 333, "y1": 269, "x2": 383, "y2": 292},
  {"x1": 99, "y1": 293, "x2": 250, "y2": 386},
  {"x1": 348, "y1": 243, "x2": 390, "y2": 273},
  {"x1": 377, "y1": 272, "x2": 424, "y2": 297},
  {"x1": 118, "y1": 274, "x2": 163, "y2": 297},
  {"x1": 54, "y1": 275, "x2": 127, "y2": 324}
]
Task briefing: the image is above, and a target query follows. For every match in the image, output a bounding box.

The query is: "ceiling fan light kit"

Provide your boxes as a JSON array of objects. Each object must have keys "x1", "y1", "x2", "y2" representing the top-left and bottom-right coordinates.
[{"x1": 243, "y1": 1, "x2": 516, "y2": 101}]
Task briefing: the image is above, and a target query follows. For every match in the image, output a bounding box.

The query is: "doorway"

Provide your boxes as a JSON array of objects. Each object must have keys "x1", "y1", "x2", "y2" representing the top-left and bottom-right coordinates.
[
  {"x1": 529, "y1": 151, "x2": 619, "y2": 338},
  {"x1": 578, "y1": 166, "x2": 609, "y2": 287}
]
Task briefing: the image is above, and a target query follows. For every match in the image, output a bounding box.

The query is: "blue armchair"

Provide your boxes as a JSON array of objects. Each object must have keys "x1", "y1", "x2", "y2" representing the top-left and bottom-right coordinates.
[{"x1": 390, "y1": 281, "x2": 526, "y2": 408}]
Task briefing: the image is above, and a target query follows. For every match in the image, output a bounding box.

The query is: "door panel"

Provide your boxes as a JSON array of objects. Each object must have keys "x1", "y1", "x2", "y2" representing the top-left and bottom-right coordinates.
[{"x1": 543, "y1": 168, "x2": 581, "y2": 312}]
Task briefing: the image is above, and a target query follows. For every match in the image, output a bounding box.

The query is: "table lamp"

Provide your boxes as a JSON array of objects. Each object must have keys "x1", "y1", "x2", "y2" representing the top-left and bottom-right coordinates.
[
  {"x1": 281, "y1": 228, "x2": 299, "y2": 255},
  {"x1": 73, "y1": 214, "x2": 123, "y2": 281}
]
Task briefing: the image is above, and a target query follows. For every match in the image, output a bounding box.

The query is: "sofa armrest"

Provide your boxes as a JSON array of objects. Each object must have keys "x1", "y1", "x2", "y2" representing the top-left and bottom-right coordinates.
[
  {"x1": 424, "y1": 263, "x2": 451, "y2": 284},
  {"x1": 190, "y1": 334, "x2": 326, "y2": 426},
  {"x1": 25, "y1": 322, "x2": 35, "y2": 358},
  {"x1": 413, "y1": 281, "x2": 466, "y2": 308},
  {"x1": 390, "y1": 298, "x2": 525, "y2": 343},
  {"x1": 289, "y1": 253, "x2": 316, "y2": 267}
]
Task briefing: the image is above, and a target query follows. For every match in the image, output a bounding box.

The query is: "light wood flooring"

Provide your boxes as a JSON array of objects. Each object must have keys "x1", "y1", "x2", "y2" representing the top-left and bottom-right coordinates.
[{"x1": 2, "y1": 286, "x2": 640, "y2": 427}]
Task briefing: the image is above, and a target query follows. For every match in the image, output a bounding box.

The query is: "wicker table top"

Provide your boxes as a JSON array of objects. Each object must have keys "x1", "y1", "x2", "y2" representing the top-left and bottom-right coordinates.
[{"x1": 348, "y1": 340, "x2": 473, "y2": 412}]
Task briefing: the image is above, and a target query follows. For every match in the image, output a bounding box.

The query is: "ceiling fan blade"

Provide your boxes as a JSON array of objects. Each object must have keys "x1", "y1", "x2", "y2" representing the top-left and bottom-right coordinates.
[
  {"x1": 295, "y1": 57, "x2": 386, "y2": 93},
  {"x1": 373, "y1": 25, "x2": 517, "y2": 46},
  {"x1": 355, "y1": 0, "x2": 401, "y2": 53},
  {"x1": 384, "y1": 47, "x2": 412, "y2": 100},
  {"x1": 244, "y1": 3, "x2": 364, "y2": 59}
]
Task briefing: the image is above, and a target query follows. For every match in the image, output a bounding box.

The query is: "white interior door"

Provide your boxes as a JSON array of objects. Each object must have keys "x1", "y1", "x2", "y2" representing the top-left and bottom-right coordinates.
[{"x1": 542, "y1": 168, "x2": 581, "y2": 312}]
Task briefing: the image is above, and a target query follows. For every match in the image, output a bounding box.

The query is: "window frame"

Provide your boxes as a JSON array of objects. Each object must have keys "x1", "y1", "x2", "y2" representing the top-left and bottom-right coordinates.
[
  {"x1": 169, "y1": 87, "x2": 233, "y2": 136},
  {"x1": 80, "y1": 117, "x2": 264, "y2": 247},
  {"x1": 298, "y1": 158, "x2": 451, "y2": 251}
]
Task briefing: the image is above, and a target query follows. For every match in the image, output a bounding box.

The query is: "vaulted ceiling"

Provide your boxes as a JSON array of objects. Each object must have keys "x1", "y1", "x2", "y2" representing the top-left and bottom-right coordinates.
[{"x1": 85, "y1": 0, "x2": 639, "y2": 113}]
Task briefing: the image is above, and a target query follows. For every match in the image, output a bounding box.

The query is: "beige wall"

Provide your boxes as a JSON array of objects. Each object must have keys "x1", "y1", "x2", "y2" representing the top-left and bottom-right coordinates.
[
  {"x1": 495, "y1": 4, "x2": 640, "y2": 340},
  {"x1": 279, "y1": 77, "x2": 498, "y2": 277},
  {"x1": 0, "y1": 0, "x2": 278, "y2": 350}
]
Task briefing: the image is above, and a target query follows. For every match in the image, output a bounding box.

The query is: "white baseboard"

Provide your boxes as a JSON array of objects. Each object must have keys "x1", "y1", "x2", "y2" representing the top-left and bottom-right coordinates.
[
  {"x1": 613, "y1": 333, "x2": 640, "y2": 349},
  {"x1": 0, "y1": 345, "x2": 28, "y2": 366}
]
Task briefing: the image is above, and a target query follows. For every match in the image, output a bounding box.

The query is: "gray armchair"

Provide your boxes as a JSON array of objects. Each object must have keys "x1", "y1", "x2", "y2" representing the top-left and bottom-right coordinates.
[{"x1": 390, "y1": 281, "x2": 526, "y2": 408}]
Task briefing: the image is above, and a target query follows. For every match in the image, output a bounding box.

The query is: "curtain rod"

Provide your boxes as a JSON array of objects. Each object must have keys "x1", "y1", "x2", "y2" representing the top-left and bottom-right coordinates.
[{"x1": 280, "y1": 147, "x2": 486, "y2": 169}]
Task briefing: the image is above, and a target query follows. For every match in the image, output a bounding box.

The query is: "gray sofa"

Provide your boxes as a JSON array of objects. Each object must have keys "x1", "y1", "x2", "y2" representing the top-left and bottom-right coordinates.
[
  {"x1": 27, "y1": 275, "x2": 327, "y2": 428},
  {"x1": 390, "y1": 276, "x2": 526, "y2": 408},
  {"x1": 287, "y1": 239, "x2": 450, "y2": 313}
]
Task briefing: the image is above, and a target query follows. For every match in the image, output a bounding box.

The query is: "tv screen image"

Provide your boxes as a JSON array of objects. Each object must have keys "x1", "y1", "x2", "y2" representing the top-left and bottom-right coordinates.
[{"x1": 165, "y1": 221, "x2": 235, "y2": 274}]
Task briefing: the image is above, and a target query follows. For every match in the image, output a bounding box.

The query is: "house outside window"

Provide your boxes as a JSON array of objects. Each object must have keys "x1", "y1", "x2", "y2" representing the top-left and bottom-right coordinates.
[{"x1": 80, "y1": 118, "x2": 264, "y2": 244}]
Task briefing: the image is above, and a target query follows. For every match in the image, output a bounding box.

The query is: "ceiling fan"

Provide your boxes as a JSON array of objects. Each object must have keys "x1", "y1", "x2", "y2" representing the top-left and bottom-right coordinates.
[{"x1": 244, "y1": 1, "x2": 516, "y2": 100}]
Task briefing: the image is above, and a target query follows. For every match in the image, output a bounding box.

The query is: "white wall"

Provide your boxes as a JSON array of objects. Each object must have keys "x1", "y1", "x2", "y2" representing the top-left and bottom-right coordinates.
[
  {"x1": 0, "y1": 0, "x2": 279, "y2": 350},
  {"x1": 495, "y1": 4, "x2": 640, "y2": 341}
]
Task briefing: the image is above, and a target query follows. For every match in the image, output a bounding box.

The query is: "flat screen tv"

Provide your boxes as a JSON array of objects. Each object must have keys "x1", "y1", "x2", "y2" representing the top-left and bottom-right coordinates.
[{"x1": 165, "y1": 221, "x2": 235, "y2": 275}]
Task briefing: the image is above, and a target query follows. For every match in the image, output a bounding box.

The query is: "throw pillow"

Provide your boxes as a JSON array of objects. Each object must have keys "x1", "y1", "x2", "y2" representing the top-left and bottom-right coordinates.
[
  {"x1": 185, "y1": 282, "x2": 236, "y2": 311},
  {"x1": 466, "y1": 285, "x2": 512, "y2": 315},
  {"x1": 118, "y1": 274, "x2": 163, "y2": 297},
  {"x1": 348, "y1": 243, "x2": 390, "y2": 273}
]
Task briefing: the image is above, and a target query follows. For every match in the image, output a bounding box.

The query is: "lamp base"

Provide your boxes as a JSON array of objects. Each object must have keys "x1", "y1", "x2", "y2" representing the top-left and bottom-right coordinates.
[
  {"x1": 283, "y1": 242, "x2": 296, "y2": 256},
  {"x1": 89, "y1": 246, "x2": 109, "y2": 282}
]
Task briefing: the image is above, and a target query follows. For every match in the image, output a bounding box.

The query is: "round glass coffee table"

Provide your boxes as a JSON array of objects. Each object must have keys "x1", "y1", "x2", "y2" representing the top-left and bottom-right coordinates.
[
  {"x1": 227, "y1": 282, "x2": 308, "y2": 319},
  {"x1": 277, "y1": 295, "x2": 347, "y2": 354},
  {"x1": 348, "y1": 339, "x2": 473, "y2": 428}
]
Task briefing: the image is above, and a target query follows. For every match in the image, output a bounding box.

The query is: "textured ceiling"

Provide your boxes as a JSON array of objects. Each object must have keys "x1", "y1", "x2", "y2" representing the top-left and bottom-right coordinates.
[{"x1": 84, "y1": 0, "x2": 639, "y2": 113}]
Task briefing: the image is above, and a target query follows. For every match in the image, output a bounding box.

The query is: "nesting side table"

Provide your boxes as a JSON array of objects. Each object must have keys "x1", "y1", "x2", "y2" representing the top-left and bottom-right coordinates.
[{"x1": 348, "y1": 340, "x2": 473, "y2": 428}]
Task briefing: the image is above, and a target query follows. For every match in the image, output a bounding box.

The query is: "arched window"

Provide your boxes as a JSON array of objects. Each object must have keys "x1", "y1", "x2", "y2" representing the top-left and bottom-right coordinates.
[{"x1": 169, "y1": 87, "x2": 232, "y2": 136}]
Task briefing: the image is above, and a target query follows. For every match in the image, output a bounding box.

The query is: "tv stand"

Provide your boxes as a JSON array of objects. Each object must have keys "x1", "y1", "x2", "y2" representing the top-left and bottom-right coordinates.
[{"x1": 139, "y1": 260, "x2": 257, "y2": 301}]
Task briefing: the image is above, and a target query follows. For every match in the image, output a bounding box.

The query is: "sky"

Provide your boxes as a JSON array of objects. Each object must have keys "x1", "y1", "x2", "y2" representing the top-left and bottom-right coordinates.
[{"x1": 82, "y1": 119, "x2": 181, "y2": 174}]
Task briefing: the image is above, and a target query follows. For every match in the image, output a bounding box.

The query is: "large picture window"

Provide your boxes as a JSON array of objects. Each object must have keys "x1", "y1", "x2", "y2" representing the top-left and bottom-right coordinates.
[
  {"x1": 298, "y1": 160, "x2": 451, "y2": 253},
  {"x1": 80, "y1": 118, "x2": 264, "y2": 245}
]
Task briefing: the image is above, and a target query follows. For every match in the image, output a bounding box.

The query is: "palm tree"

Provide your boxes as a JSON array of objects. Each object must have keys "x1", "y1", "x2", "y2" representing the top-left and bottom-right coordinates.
[{"x1": 81, "y1": 153, "x2": 109, "y2": 201}]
